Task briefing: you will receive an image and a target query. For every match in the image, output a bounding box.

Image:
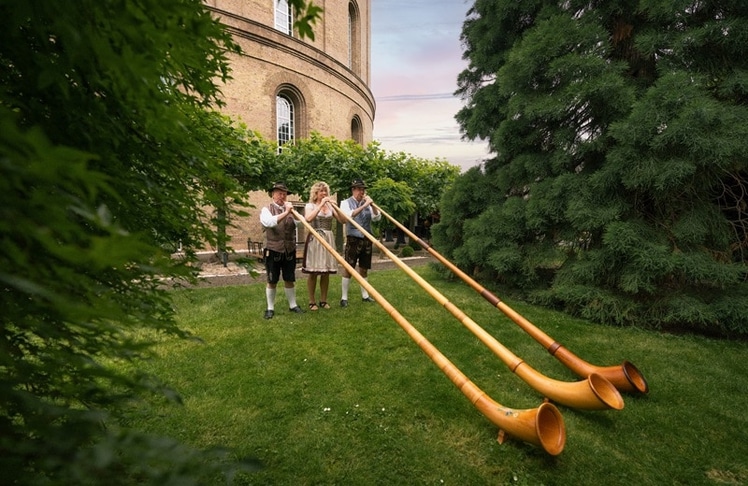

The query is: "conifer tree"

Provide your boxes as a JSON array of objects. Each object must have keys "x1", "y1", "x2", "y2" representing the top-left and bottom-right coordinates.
[{"x1": 435, "y1": 0, "x2": 748, "y2": 336}]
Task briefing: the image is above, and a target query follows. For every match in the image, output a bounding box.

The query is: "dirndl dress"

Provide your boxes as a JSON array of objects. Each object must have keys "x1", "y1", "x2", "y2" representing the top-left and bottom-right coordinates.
[{"x1": 302, "y1": 209, "x2": 338, "y2": 274}]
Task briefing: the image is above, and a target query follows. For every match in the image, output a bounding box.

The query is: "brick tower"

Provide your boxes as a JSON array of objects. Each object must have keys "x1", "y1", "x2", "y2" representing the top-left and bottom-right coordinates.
[{"x1": 202, "y1": 1, "x2": 374, "y2": 255}]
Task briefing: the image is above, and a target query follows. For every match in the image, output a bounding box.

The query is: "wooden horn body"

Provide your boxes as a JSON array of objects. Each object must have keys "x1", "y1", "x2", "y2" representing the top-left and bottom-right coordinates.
[
  {"x1": 334, "y1": 205, "x2": 623, "y2": 411},
  {"x1": 374, "y1": 204, "x2": 649, "y2": 395},
  {"x1": 291, "y1": 209, "x2": 566, "y2": 455}
]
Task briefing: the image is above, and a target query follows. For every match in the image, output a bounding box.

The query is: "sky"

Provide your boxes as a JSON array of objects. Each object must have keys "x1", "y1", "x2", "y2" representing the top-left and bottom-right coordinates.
[{"x1": 370, "y1": 0, "x2": 491, "y2": 172}]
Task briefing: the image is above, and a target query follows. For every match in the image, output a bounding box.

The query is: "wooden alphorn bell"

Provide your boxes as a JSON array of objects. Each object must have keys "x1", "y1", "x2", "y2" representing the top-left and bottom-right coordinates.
[
  {"x1": 333, "y1": 203, "x2": 624, "y2": 411},
  {"x1": 373, "y1": 203, "x2": 648, "y2": 395}
]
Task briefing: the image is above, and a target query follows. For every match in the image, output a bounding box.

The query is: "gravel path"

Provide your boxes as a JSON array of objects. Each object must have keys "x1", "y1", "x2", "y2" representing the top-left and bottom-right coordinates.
[{"x1": 184, "y1": 253, "x2": 436, "y2": 289}]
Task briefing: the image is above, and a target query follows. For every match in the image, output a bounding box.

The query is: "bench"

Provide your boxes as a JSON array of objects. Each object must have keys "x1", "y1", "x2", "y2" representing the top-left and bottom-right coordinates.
[{"x1": 247, "y1": 239, "x2": 264, "y2": 262}]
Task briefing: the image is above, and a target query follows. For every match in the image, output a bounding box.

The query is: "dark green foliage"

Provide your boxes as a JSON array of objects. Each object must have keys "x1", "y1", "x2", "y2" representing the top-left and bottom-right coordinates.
[
  {"x1": 0, "y1": 96, "x2": 248, "y2": 486},
  {"x1": 400, "y1": 245, "x2": 415, "y2": 257},
  {"x1": 194, "y1": 111, "x2": 277, "y2": 256},
  {"x1": 0, "y1": 0, "x2": 319, "y2": 483},
  {"x1": 437, "y1": 0, "x2": 748, "y2": 337}
]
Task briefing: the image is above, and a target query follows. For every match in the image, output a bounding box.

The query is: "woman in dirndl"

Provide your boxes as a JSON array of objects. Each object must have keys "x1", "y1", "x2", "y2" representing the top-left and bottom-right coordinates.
[{"x1": 302, "y1": 181, "x2": 345, "y2": 310}]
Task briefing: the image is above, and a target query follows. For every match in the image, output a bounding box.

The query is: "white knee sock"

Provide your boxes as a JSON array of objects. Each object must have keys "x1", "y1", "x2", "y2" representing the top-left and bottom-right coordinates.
[
  {"x1": 285, "y1": 287, "x2": 298, "y2": 309},
  {"x1": 361, "y1": 278, "x2": 370, "y2": 299},
  {"x1": 266, "y1": 288, "x2": 276, "y2": 310},
  {"x1": 341, "y1": 277, "x2": 350, "y2": 300}
]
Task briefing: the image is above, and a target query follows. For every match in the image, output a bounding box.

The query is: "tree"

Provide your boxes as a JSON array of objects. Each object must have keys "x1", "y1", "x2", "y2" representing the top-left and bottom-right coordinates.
[
  {"x1": 0, "y1": 0, "x2": 320, "y2": 483},
  {"x1": 195, "y1": 111, "x2": 277, "y2": 262},
  {"x1": 438, "y1": 0, "x2": 748, "y2": 337},
  {"x1": 382, "y1": 152, "x2": 460, "y2": 222},
  {"x1": 270, "y1": 133, "x2": 459, "y2": 249},
  {"x1": 366, "y1": 177, "x2": 417, "y2": 239},
  {"x1": 272, "y1": 132, "x2": 379, "y2": 198}
]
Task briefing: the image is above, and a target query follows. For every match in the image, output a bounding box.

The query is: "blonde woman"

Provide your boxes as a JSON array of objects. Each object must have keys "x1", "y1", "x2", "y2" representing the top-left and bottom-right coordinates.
[{"x1": 302, "y1": 181, "x2": 345, "y2": 310}]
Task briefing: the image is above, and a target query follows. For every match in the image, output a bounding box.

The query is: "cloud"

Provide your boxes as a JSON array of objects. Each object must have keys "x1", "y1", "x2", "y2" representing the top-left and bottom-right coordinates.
[
  {"x1": 377, "y1": 93, "x2": 454, "y2": 102},
  {"x1": 371, "y1": 1, "x2": 489, "y2": 171}
]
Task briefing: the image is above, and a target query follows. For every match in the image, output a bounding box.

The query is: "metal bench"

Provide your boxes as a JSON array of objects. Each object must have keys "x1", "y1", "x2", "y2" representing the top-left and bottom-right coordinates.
[
  {"x1": 247, "y1": 239, "x2": 264, "y2": 262},
  {"x1": 247, "y1": 240, "x2": 305, "y2": 264}
]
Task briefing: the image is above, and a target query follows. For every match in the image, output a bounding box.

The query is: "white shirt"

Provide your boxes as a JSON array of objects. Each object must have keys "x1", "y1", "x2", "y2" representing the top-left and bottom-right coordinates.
[{"x1": 260, "y1": 202, "x2": 290, "y2": 228}]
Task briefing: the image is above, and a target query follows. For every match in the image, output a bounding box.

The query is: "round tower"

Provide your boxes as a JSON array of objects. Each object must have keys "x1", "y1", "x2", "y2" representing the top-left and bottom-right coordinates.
[
  {"x1": 206, "y1": 0, "x2": 374, "y2": 146},
  {"x1": 202, "y1": 1, "x2": 374, "y2": 256}
]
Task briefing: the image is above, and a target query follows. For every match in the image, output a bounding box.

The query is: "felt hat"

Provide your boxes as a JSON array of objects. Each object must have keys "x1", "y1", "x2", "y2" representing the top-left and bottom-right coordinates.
[
  {"x1": 350, "y1": 178, "x2": 367, "y2": 189},
  {"x1": 268, "y1": 181, "x2": 293, "y2": 195}
]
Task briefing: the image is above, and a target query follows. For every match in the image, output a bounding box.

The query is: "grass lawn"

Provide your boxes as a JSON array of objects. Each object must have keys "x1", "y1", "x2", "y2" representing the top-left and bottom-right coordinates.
[{"x1": 124, "y1": 264, "x2": 748, "y2": 485}]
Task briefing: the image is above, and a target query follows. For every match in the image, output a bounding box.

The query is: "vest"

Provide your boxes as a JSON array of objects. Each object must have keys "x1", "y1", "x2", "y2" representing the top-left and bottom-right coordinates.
[
  {"x1": 344, "y1": 197, "x2": 372, "y2": 238},
  {"x1": 265, "y1": 204, "x2": 296, "y2": 253}
]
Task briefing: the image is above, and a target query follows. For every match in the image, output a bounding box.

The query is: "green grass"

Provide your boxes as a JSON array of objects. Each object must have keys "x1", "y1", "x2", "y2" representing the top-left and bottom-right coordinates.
[{"x1": 124, "y1": 265, "x2": 748, "y2": 485}]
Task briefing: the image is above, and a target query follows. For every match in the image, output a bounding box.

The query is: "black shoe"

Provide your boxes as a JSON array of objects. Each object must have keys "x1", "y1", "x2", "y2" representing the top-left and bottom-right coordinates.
[
  {"x1": 362, "y1": 297, "x2": 375, "y2": 303},
  {"x1": 340, "y1": 299, "x2": 348, "y2": 308},
  {"x1": 263, "y1": 310, "x2": 274, "y2": 319},
  {"x1": 289, "y1": 306, "x2": 304, "y2": 314}
]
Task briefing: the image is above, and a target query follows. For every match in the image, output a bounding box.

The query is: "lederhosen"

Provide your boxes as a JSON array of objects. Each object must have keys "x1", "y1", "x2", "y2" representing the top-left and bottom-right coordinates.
[{"x1": 264, "y1": 204, "x2": 297, "y2": 284}]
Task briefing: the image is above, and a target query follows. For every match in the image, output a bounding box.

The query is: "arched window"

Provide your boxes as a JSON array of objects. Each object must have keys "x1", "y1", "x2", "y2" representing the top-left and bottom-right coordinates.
[
  {"x1": 275, "y1": 0, "x2": 292, "y2": 35},
  {"x1": 348, "y1": 2, "x2": 360, "y2": 74},
  {"x1": 275, "y1": 84, "x2": 306, "y2": 152},
  {"x1": 276, "y1": 94, "x2": 294, "y2": 151},
  {"x1": 351, "y1": 116, "x2": 363, "y2": 145}
]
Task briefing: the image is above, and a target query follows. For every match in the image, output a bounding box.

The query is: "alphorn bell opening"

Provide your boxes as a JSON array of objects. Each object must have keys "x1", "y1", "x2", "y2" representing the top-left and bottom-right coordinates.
[
  {"x1": 373, "y1": 203, "x2": 649, "y2": 395},
  {"x1": 334, "y1": 204, "x2": 624, "y2": 411},
  {"x1": 291, "y1": 208, "x2": 567, "y2": 455}
]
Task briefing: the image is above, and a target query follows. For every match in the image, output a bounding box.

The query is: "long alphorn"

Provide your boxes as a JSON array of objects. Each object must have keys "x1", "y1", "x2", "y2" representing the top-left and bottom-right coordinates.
[
  {"x1": 334, "y1": 204, "x2": 623, "y2": 411},
  {"x1": 291, "y1": 209, "x2": 566, "y2": 455},
  {"x1": 374, "y1": 204, "x2": 649, "y2": 395}
]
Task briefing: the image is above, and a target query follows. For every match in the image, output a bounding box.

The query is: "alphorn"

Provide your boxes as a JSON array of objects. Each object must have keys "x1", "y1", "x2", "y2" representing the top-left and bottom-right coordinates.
[
  {"x1": 334, "y1": 204, "x2": 624, "y2": 411},
  {"x1": 291, "y1": 209, "x2": 566, "y2": 455},
  {"x1": 373, "y1": 203, "x2": 649, "y2": 395}
]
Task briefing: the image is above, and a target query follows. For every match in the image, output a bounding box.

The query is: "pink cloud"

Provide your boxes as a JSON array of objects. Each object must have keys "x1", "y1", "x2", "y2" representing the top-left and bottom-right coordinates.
[{"x1": 370, "y1": 1, "x2": 488, "y2": 171}]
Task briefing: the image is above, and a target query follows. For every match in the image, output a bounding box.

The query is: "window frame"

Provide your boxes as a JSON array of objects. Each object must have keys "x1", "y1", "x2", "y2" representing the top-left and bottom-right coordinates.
[
  {"x1": 274, "y1": 0, "x2": 293, "y2": 35},
  {"x1": 276, "y1": 93, "x2": 295, "y2": 152}
]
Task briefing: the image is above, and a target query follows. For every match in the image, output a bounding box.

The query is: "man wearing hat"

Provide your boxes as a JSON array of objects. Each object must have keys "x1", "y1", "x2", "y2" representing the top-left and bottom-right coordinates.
[
  {"x1": 339, "y1": 178, "x2": 381, "y2": 307},
  {"x1": 259, "y1": 182, "x2": 304, "y2": 319}
]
